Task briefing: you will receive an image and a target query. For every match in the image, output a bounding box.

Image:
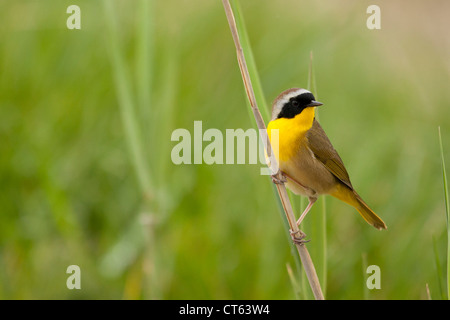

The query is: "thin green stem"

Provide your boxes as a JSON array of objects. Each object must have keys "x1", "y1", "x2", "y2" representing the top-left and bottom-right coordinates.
[
  {"x1": 103, "y1": 0, "x2": 153, "y2": 198},
  {"x1": 438, "y1": 126, "x2": 450, "y2": 300},
  {"x1": 432, "y1": 235, "x2": 445, "y2": 299},
  {"x1": 362, "y1": 253, "x2": 369, "y2": 300},
  {"x1": 136, "y1": 0, "x2": 154, "y2": 126},
  {"x1": 306, "y1": 51, "x2": 327, "y2": 298},
  {"x1": 286, "y1": 263, "x2": 301, "y2": 300}
]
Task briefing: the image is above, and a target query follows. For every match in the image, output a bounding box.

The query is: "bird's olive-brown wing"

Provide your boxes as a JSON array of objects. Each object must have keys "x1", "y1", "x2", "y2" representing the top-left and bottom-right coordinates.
[{"x1": 306, "y1": 119, "x2": 353, "y2": 189}]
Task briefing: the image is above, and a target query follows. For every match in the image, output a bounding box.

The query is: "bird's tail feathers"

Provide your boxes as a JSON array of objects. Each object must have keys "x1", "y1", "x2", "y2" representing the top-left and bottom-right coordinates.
[
  {"x1": 353, "y1": 192, "x2": 387, "y2": 230},
  {"x1": 331, "y1": 185, "x2": 387, "y2": 230}
]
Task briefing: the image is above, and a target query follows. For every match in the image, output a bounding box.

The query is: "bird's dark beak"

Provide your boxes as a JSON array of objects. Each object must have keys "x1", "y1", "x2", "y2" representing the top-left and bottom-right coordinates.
[{"x1": 307, "y1": 100, "x2": 323, "y2": 107}]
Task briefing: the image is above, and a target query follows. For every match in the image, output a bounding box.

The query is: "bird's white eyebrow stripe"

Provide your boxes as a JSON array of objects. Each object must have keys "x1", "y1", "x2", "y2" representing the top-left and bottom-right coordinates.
[
  {"x1": 279, "y1": 89, "x2": 310, "y2": 104},
  {"x1": 272, "y1": 88, "x2": 310, "y2": 120}
]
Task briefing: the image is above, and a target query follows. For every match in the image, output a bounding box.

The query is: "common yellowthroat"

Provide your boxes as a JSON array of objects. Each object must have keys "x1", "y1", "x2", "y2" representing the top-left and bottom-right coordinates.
[{"x1": 267, "y1": 88, "x2": 387, "y2": 230}]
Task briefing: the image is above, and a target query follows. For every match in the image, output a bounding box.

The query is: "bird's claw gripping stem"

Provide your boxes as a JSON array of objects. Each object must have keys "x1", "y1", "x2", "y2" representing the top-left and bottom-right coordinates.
[
  {"x1": 290, "y1": 229, "x2": 310, "y2": 245},
  {"x1": 271, "y1": 171, "x2": 287, "y2": 185}
]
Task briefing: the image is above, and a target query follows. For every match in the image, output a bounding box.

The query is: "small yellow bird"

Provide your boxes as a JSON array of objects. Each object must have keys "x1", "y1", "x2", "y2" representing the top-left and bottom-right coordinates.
[{"x1": 267, "y1": 88, "x2": 386, "y2": 230}]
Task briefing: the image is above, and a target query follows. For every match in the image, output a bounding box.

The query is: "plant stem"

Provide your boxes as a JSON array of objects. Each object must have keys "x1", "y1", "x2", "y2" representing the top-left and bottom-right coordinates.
[
  {"x1": 307, "y1": 51, "x2": 327, "y2": 297},
  {"x1": 222, "y1": 0, "x2": 324, "y2": 300},
  {"x1": 362, "y1": 253, "x2": 369, "y2": 300},
  {"x1": 103, "y1": 0, "x2": 154, "y2": 200},
  {"x1": 438, "y1": 126, "x2": 450, "y2": 300}
]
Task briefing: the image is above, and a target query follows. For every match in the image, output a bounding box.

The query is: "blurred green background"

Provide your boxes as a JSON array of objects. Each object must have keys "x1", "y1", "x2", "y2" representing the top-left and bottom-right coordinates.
[{"x1": 1, "y1": 0, "x2": 449, "y2": 299}]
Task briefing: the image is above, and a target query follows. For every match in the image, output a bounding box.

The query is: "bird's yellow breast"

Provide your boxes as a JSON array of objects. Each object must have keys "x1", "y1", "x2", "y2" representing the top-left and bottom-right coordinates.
[{"x1": 267, "y1": 107, "x2": 315, "y2": 162}]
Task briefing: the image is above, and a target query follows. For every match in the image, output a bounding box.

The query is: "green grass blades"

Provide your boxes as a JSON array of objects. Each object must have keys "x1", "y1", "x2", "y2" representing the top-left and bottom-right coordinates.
[
  {"x1": 432, "y1": 236, "x2": 445, "y2": 299},
  {"x1": 438, "y1": 127, "x2": 450, "y2": 300},
  {"x1": 103, "y1": 0, "x2": 154, "y2": 197},
  {"x1": 229, "y1": 0, "x2": 270, "y2": 122},
  {"x1": 102, "y1": 0, "x2": 179, "y2": 299}
]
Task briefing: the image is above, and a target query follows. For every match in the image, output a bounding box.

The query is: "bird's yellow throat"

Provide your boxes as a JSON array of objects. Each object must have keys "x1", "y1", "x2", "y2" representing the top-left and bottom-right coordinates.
[{"x1": 267, "y1": 107, "x2": 315, "y2": 162}]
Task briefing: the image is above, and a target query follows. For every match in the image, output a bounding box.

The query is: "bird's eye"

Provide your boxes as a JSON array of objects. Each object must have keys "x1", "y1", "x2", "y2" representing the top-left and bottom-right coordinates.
[{"x1": 291, "y1": 100, "x2": 299, "y2": 107}]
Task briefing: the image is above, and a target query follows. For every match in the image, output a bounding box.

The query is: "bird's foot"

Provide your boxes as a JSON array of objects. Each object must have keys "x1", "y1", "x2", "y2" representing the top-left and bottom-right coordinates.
[
  {"x1": 289, "y1": 229, "x2": 310, "y2": 245},
  {"x1": 271, "y1": 171, "x2": 287, "y2": 185}
]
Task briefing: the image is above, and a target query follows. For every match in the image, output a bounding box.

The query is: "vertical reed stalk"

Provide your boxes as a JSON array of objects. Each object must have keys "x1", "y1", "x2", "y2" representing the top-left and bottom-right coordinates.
[
  {"x1": 222, "y1": 0, "x2": 324, "y2": 300},
  {"x1": 432, "y1": 236, "x2": 445, "y2": 299},
  {"x1": 306, "y1": 51, "x2": 327, "y2": 297},
  {"x1": 103, "y1": 0, "x2": 153, "y2": 199},
  {"x1": 438, "y1": 126, "x2": 450, "y2": 300},
  {"x1": 103, "y1": 0, "x2": 164, "y2": 299},
  {"x1": 362, "y1": 253, "x2": 369, "y2": 300}
]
